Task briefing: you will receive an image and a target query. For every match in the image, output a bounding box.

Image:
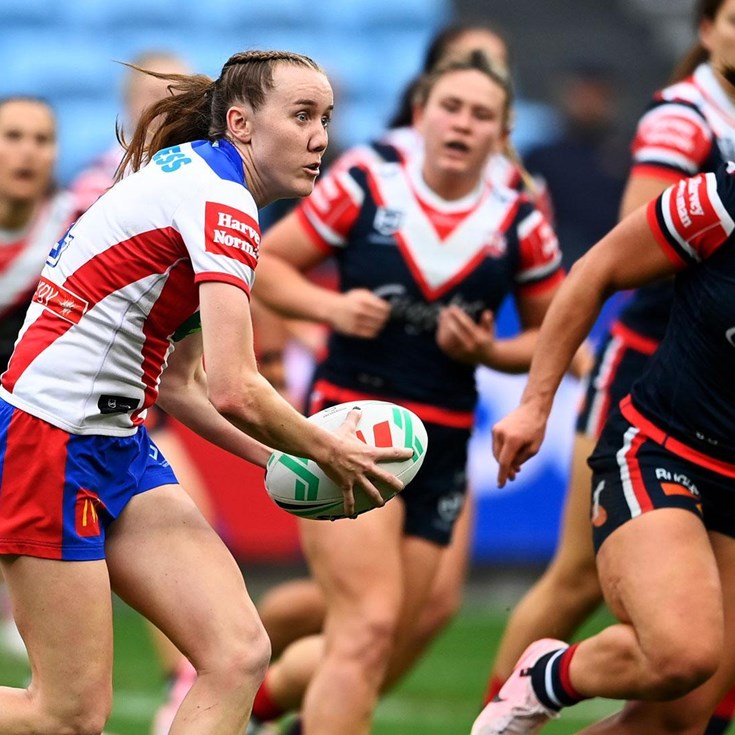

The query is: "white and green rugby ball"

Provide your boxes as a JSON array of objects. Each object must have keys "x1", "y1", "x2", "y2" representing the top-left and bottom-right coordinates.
[{"x1": 265, "y1": 400, "x2": 428, "y2": 520}]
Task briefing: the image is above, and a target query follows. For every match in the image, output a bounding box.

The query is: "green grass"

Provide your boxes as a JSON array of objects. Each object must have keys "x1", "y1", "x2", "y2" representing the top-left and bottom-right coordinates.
[
  {"x1": 374, "y1": 604, "x2": 619, "y2": 735},
  {"x1": 0, "y1": 583, "x2": 620, "y2": 735}
]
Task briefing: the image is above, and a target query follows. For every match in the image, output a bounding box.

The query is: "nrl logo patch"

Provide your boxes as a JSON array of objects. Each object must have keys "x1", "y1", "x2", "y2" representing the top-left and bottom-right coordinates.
[{"x1": 374, "y1": 207, "x2": 403, "y2": 236}]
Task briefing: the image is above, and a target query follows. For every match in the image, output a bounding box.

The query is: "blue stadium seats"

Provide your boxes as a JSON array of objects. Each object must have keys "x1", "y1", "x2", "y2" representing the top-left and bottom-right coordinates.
[
  {"x1": 183, "y1": 0, "x2": 310, "y2": 31},
  {"x1": 0, "y1": 0, "x2": 454, "y2": 184},
  {"x1": 0, "y1": 32, "x2": 115, "y2": 103},
  {"x1": 58, "y1": 0, "x2": 181, "y2": 30},
  {"x1": 1, "y1": 0, "x2": 61, "y2": 28}
]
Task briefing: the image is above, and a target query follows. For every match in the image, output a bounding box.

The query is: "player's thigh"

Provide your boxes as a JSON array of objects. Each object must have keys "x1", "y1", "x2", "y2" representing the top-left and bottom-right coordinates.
[
  {"x1": 426, "y1": 489, "x2": 474, "y2": 602},
  {"x1": 299, "y1": 497, "x2": 405, "y2": 616},
  {"x1": 597, "y1": 508, "x2": 720, "y2": 653},
  {"x1": 397, "y1": 534, "x2": 446, "y2": 629},
  {"x1": 598, "y1": 531, "x2": 735, "y2": 732},
  {"x1": 2, "y1": 555, "x2": 113, "y2": 711},
  {"x1": 105, "y1": 484, "x2": 264, "y2": 667}
]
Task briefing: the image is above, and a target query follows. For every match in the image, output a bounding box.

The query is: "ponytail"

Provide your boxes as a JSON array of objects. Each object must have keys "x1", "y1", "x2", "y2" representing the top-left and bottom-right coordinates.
[
  {"x1": 116, "y1": 49, "x2": 323, "y2": 181},
  {"x1": 116, "y1": 66, "x2": 212, "y2": 180}
]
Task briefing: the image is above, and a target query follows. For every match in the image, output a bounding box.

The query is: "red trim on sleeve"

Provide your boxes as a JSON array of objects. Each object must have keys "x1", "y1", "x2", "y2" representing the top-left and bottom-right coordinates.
[
  {"x1": 630, "y1": 164, "x2": 690, "y2": 184},
  {"x1": 194, "y1": 272, "x2": 251, "y2": 298},
  {"x1": 515, "y1": 268, "x2": 564, "y2": 297},
  {"x1": 645, "y1": 199, "x2": 689, "y2": 268},
  {"x1": 295, "y1": 207, "x2": 337, "y2": 254}
]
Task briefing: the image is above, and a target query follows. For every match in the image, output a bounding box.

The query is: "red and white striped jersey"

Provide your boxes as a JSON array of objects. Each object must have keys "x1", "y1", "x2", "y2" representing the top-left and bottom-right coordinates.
[
  {"x1": 0, "y1": 191, "x2": 77, "y2": 320},
  {"x1": 1, "y1": 139, "x2": 259, "y2": 437},
  {"x1": 631, "y1": 63, "x2": 735, "y2": 181}
]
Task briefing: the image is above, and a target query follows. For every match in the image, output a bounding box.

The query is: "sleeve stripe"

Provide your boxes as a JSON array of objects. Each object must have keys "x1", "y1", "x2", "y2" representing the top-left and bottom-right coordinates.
[
  {"x1": 633, "y1": 147, "x2": 698, "y2": 174},
  {"x1": 194, "y1": 272, "x2": 252, "y2": 297},
  {"x1": 515, "y1": 251, "x2": 563, "y2": 283},
  {"x1": 630, "y1": 164, "x2": 687, "y2": 183},
  {"x1": 638, "y1": 102, "x2": 709, "y2": 131},
  {"x1": 301, "y1": 207, "x2": 347, "y2": 247},
  {"x1": 660, "y1": 185, "x2": 701, "y2": 262},
  {"x1": 646, "y1": 198, "x2": 689, "y2": 267}
]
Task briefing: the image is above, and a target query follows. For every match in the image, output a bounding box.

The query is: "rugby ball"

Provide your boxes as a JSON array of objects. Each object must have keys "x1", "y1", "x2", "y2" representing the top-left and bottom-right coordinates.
[{"x1": 265, "y1": 400, "x2": 428, "y2": 520}]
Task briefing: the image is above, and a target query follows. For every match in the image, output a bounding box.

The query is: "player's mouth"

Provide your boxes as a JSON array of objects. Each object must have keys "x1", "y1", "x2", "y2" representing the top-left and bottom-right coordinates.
[
  {"x1": 304, "y1": 161, "x2": 321, "y2": 176},
  {"x1": 443, "y1": 140, "x2": 472, "y2": 156},
  {"x1": 11, "y1": 167, "x2": 38, "y2": 182}
]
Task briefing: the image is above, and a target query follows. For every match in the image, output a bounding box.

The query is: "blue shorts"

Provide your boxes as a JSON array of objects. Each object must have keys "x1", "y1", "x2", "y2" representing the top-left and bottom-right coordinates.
[
  {"x1": 588, "y1": 407, "x2": 735, "y2": 551},
  {"x1": 576, "y1": 324, "x2": 658, "y2": 439},
  {"x1": 0, "y1": 397, "x2": 178, "y2": 561},
  {"x1": 307, "y1": 395, "x2": 468, "y2": 546}
]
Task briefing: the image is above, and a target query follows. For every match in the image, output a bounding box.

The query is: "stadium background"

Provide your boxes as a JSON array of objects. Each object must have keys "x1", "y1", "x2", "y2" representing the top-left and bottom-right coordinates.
[{"x1": 0, "y1": 0, "x2": 696, "y2": 565}]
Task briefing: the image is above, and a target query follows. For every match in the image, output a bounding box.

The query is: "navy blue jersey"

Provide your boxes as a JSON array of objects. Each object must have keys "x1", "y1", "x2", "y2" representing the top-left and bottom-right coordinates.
[
  {"x1": 622, "y1": 164, "x2": 735, "y2": 471},
  {"x1": 618, "y1": 63, "x2": 735, "y2": 343},
  {"x1": 297, "y1": 144, "x2": 563, "y2": 425}
]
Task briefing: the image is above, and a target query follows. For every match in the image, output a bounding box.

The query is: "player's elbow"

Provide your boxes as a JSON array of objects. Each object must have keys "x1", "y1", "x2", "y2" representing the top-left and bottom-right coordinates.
[{"x1": 208, "y1": 375, "x2": 263, "y2": 426}]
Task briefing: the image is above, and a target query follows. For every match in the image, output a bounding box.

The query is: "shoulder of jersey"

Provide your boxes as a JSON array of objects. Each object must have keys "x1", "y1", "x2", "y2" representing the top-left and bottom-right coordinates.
[{"x1": 657, "y1": 77, "x2": 703, "y2": 107}]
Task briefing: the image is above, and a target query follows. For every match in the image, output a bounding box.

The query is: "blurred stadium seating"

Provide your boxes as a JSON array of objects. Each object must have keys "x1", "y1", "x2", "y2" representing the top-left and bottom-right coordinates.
[{"x1": 0, "y1": 0, "x2": 451, "y2": 183}]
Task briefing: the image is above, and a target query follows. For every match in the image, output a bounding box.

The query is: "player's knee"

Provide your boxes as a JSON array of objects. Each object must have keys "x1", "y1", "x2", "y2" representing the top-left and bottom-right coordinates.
[
  {"x1": 333, "y1": 612, "x2": 399, "y2": 672},
  {"x1": 417, "y1": 587, "x2": 461, "y2": 640},
  {"x1": 213, "y1": 621, "x2": 272, "y2": 691},
  {"x1": 38, "y1": 698, "x2": 112, "y2": 735},
  {"x1": 645, "y1": 645, "x2": 720, "y2": 699}
]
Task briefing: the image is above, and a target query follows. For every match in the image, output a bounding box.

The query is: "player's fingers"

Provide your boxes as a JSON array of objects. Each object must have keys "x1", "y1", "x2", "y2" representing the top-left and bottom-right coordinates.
[
  {"x1": 374, "y1": 445, "x2": 413, "y2": 462},
  {"x1": 338, "y1": 407, "x2": 363, "y2": 433},
  {"x1": 357, "y1": 476, "x2": 386, "y2": 508},
  {"x1": 367, "y1": 464, "x2": 405, "y2": 493},
  {"x1": 341, "y1": 485, "x2": 356, "y2": 517}
]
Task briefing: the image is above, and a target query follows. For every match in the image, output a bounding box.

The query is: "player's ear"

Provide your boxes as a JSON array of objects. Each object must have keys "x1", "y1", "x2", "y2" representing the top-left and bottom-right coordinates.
[{"x1": 227, "y1": 104, "x2": 253, "y2": 144}]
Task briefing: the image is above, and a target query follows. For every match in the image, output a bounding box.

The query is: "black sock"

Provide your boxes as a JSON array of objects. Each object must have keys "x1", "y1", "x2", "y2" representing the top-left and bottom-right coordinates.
[{"x1": 529, "y1": 645, "x2": 584, "y2": 710}]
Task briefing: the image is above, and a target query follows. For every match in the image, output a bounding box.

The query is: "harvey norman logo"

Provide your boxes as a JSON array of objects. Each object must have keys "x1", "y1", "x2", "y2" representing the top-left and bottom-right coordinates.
[{"x1": 205, "y1": 202, "x2": 260, "y2": 267}]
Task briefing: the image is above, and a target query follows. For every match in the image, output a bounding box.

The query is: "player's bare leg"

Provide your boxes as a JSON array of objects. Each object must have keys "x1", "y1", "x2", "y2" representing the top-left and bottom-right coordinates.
[
  {"x1": 0, "y1": 555, "x2": 114, "y2": 733},
  {"x1": 573, "y1": 528, "x2": 735, "y2": 734},
  {"x1": 106, "y1": 484, "x2": 270, "y2": 735},
  {"x1": 299, "y1": 500, "x2": 442, "y2": 735}
]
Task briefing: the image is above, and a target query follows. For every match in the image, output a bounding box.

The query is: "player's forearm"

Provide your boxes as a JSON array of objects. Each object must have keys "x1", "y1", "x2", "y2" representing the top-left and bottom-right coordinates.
[
  {"x1": 520, "y1": 261, "x2": 607, "y2": 414},
  {"x1": 158, "y1": 373, "x2": 272, "y2": 468},
  {"x1": 209, "y1": 370, "x2": 340, "y2": 465},
  {"x1": 254, "y1": 255, "x2": 340, "y2": 324},
  {"x1": 479, "y1": 330, "x2": 539, "y2": 373}
]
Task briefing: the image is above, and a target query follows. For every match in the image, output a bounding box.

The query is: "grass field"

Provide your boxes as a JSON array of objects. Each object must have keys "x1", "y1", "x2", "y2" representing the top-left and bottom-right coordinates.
[{"x1": 0, "y1": 569, "x2": 620, "y2": 735}]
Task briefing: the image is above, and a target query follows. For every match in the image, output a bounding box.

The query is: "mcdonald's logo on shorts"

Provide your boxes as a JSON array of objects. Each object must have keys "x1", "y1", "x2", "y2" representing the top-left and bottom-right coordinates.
[{"x1": 75, "y1": 488, "x2": 104, "y2": 538}]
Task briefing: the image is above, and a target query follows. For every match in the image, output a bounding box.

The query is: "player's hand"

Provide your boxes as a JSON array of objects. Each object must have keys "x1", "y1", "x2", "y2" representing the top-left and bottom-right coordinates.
[
  {"x1": 320, "y1": 408, "x2": 413, "y2": 517},
  {"x1": 436, "y1": 306, "x2": 495, "y2": 364},
  {"x1": 492, "y1": 403, "x2": 548, "y2": 488},
  {"x1": 330, "y1": 289, "x2": 390, "y2": 338}
]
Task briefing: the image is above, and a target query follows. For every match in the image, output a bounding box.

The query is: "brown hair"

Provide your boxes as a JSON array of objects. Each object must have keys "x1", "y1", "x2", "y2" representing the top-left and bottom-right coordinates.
[
  {"x1": 117, "y1": 49, "x2": 323, "y2": 180},
  {"x1": 670, "y1": 0, "x2": 725, "y2": 82}
]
